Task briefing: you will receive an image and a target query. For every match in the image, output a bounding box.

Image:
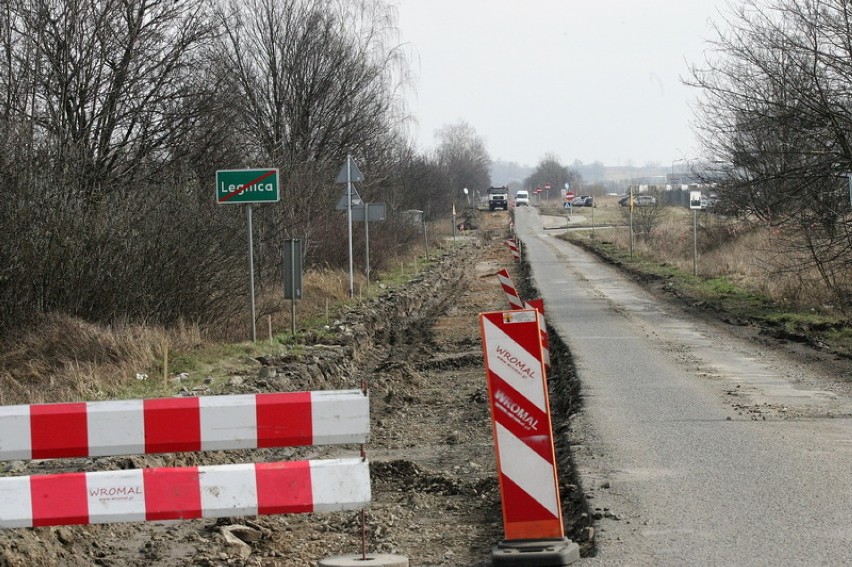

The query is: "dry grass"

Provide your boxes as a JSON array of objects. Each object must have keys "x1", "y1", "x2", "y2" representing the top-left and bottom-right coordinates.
[
  {"x1": 0, "y1": 314, "x2": 202, "y2": 405},
  {"x1": 582, "y1": 207, "x2": 847, "y2": 311},
  {"x1": 0, "y1": 223, "x2": 453, "y2": 405},
  {"x1": 546, "y1": 198, "x2": 850, "y2": 311}
]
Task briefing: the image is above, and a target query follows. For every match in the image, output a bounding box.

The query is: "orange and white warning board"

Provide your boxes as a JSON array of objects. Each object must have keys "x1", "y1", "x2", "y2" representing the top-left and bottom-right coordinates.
[{"x1": 479, "y1": 309, "x2": 564, "y2": 541}]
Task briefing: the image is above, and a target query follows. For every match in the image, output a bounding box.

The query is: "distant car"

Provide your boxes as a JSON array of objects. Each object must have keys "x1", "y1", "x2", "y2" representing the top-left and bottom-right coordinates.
[
  {"x1": 619, "y1": 195, "x2": 656, "y2": 207},
  {"x1": 701, "y1": 195, "x2": 719, "y2": 209},
  {"x1": 572, "y1": 195, "x2": 593, "y2": 207},
  {"x1": 515, "y1": 190, "x2": 530, "y2": 206}
]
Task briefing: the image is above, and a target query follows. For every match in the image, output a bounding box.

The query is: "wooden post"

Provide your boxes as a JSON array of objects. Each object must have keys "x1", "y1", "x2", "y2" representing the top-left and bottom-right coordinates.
[{"x1": 163, "y1": 343, "x2": 169, "y2": 386}]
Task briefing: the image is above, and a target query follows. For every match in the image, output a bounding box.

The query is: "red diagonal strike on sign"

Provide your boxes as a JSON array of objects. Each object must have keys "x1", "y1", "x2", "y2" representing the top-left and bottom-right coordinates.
[{"x1": 220, "y1": 170, "x2": 276, "y2": 203}]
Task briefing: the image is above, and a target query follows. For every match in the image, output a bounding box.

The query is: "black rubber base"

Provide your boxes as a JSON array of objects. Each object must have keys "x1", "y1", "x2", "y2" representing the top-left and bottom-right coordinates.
[{"x1": 491, "y1": 538, "x2": 580, "y2": 566}]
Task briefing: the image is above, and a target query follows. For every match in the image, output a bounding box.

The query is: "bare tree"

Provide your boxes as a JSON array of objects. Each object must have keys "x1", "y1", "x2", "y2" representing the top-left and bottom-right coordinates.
[
  {"x1": 0, "y1": 0, "x2": 250, "y2": 334},
  {"x1": 690, "y1": 0, "x2": 852, "y2": 308},
  {"x1": 433, "y1": 120, "x2": 491, "y2": 215},
  {"x1": 211, "y1": 0, "x2": 411, "y2": 284},
  {"x1": 524, "y1": 154, "x2": 582, "y2": 198},
  {"x1": 0, "y1": 0, "x2": 428, "y2": 337},
  {"x1": 1, "y1": 0, "x2": 218, "y2": 200},
  {"x1": 621, "y1": 187, "x2": 666, "y2": 241}
]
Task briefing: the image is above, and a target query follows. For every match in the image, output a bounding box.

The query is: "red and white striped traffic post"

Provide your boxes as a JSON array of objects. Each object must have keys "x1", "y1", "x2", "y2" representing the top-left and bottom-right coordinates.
[
  {"x1": 0, "y1": 390, "x2": 372, "y2": 529},
  {"x1": 526, "y1": 298, "x2": 551, "y2": 370},
  {"x1": 495, "y1": 270, "x2": 551, "y2": 369},
  {"x1": 505, "y1": 239, "x2": 521, "y2": 262},
  {"x1": 497, "y1": 269, "x2": 524, "y2": 310},
  {"x1": 479, "y1": 309, "x2": 579, "y2": 565}
]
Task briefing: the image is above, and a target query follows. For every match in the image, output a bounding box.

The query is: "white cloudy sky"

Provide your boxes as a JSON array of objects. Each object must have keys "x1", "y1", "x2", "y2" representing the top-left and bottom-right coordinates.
[{"x1": 396, "y1": 0, "x2": 728, "y2": 167}]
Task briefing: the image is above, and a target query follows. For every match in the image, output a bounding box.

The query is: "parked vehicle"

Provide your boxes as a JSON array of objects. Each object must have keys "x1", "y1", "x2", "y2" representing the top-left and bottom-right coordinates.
[
  {"x1": 515, "y1": 190, "x2": 530, "y2": 206},
  {"x1": 619, "y1": 195, "x2": 656, "y2": 207},
  {"x1": 573, "y1": 195, "x2": 593, "y2": 207}
]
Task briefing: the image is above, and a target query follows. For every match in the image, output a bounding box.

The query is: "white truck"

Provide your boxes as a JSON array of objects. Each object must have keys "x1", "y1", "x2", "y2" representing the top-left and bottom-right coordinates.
[{"x1": 487, "y1": 186, "x2": 509, "y2": 211}]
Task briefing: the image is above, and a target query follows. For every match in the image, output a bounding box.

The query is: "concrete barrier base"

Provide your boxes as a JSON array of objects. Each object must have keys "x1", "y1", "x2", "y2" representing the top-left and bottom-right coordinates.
[
  {"x1": 318, "y1": 553, "x2": 409, "y2": 567},
  {"x1": 491, "y1": 538, "x2": 580, "y2": 566}
]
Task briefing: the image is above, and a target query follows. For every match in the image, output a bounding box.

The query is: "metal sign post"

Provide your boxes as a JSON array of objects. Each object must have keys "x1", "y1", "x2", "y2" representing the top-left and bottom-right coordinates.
[
  {"x1": 283, "y1": 239, "x2": 302, "y2": 336},
  {"x1": 364, "y1": 204, "x2": 370, "y2": 288},
  {"x1": 349, "y1": 202, "x2": 385, "y2": 291},
  {"x1": 693, "y1": 210, "x2": 698, "y2": 277},
  {"x1": 422, "y1": 215, "x2": 429, "y2": 259},
  {"x1": 690, "y1": 190, "x2": 702, "y2": 277},
  {"x1": 629, "y1": 186, "x2": 635, "y2": 258},
  {"x1": 216, "y1": 168, "x2": 280, "y2": 342},
  {"x1": 846, "y1": 173, "x2": 852, "y2": 206},
  {"x1": 347, "y1": 158, "x2": 354, "y2": 297},
  {"x1": 591, "y1": 196, "x2": 596, "y2": 239},
  {"x1": 335, "y1": 156, "x2": 364, "y2": 298},
  {"x1": 247, "y1": 204, "x2": 256, "y2": 342}
]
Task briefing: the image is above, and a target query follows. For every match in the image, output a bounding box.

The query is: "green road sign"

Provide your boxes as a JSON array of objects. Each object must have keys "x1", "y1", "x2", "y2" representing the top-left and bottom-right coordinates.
[{"x1": 216, "y1": 169, "x2": 279, "y2": 204}]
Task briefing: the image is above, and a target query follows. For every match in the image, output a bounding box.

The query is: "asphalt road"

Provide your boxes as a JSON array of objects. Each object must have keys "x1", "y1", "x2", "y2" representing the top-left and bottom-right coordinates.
[{"x1": 513, "y1": 207, "x2": 852, "y2": 566}]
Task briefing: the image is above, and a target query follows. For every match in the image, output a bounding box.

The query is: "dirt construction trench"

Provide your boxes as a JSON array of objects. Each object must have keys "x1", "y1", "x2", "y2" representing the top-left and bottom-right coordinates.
[{"x1": 0, "y1": 210, "x2": 592, "y2": 566}]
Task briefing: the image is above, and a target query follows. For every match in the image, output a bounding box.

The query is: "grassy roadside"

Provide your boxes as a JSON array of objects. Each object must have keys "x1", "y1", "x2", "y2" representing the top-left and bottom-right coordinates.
[
  {"x1": 539, "y1": 201, "x2": 852, "y2": 360},
  {"x1": 0, "y1": 233, "x2": 461, "y2": 406}
]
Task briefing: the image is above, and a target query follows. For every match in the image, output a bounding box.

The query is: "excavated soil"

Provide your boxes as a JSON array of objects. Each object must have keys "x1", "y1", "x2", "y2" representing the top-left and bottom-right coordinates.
[{"x1": 0, "y1": 210, "x2": 592, "y2": 567}]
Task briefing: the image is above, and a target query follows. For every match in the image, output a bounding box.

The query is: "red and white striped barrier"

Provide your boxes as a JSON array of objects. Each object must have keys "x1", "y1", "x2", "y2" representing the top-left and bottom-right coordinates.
[
  {"x1": 0, "y1": 390, "x2": 368, "y2": 461},
  {"x1": 526, "y1": 298, "x2": 551, "y2": 369},
  {"x1": 479, "y1": 309, "x2": 564, "y2": 541},
  {"x1": 0, "y1": 458, "x2": 369, "y2": 528},
  {"x1": 504, "y1": 239, "x2": 520, "y2": 261},
  {"x1": 494, "y1": 270, "x2": 551, "y2": 369},
  {"x1": 0, "y1": 390, "x2": 371, "y2": 530},
  {"x1": 497, "y1": 269, "x2": 524, "y2": 310}
]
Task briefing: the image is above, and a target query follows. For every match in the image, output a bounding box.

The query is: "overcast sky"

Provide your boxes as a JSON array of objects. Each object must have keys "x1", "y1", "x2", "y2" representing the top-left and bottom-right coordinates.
[{"x1": 396, "y1": 0, "x2": 727, "y2": 167}]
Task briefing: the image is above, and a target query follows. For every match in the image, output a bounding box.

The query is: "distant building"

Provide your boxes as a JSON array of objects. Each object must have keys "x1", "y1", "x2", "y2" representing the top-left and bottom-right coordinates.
[
  {"x1": 638, "y1": 176, "x2": 667, "y2": 186},
  {"x1": 667, "y1": 173, "x2": 703, "y2": 189},
  {"x1": 667, "y1": 170, "x2": 726, "y2": 189}
]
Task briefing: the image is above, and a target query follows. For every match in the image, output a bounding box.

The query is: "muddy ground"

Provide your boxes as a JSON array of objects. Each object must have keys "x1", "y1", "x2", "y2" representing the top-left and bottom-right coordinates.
[
  {"x1": 0, "y1": 210, "x2": 592, "y2": 567},
  {"x1": 4, "y1": 206, "x2": 850, "y2": 567}
]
